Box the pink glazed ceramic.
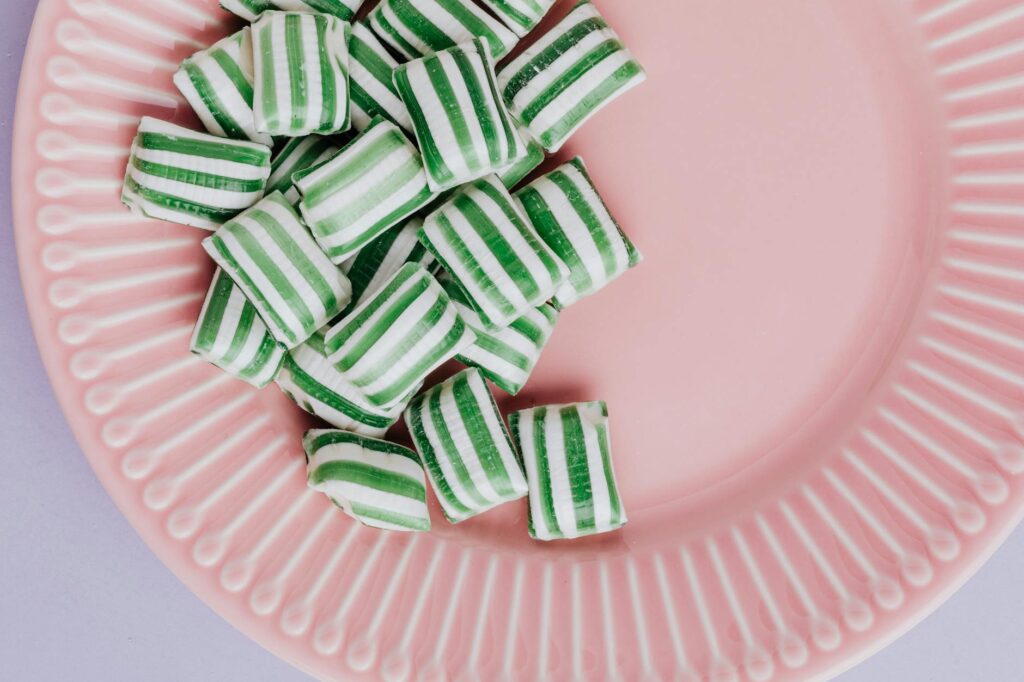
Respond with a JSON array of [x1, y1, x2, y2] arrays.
[[12, 0, 1024, 680]]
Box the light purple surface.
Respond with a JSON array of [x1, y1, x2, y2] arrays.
[[0, 3, 1021, 680]]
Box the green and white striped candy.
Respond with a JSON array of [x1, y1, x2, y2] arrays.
[[221, 0, 364, 22], [405, 368, 527, 523], [324, 262, 475, 409], [339, 217, 435, 315], [367, 0, 518, 61], [441, 274, 558, 395], [305, 429, 430, 532], [296, 117, 435, 263], [497, 0, 646, 152], [479, 0, 556, 38], [190, 268, 286, 388], [174, 28, 271, 147], [251, 11, 351, 137], [516, 156, 641, 307], [394, 39, 528, 192], [418, 174, 568, 329], [348, 22, 412, 133], [509, 401, 626, 540], [121, 117, 271, 230], [266, 136, 342, 204], [497, 128, 544, 189], [202, 191, 352, 349], [277, 334, 410, 437]]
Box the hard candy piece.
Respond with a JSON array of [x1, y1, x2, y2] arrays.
[[339, 217, 435, 316], [348, 22, 412, 133], [368, 0, 518, 61], [266, 136, 342, 204], [478, 0, 556, 38]]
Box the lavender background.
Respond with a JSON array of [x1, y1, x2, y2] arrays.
[[1, 1, 1021, 680]]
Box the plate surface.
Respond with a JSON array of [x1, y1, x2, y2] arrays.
[[13, 0, 1024, 680]]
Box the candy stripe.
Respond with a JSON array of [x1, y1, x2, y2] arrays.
[[405, 368, 528, 523], [367, 0, 518, 61], [190, 268, 286, 387], [203, 192, 352, 348], [497, 129, 544, 189], [276, 340, 409, 437], [266, 136, 342, 204], [252, 11, 351, 137], [325, 263, 474, 408], [509, 401, 626, 540], [419, 175, 567, 329], [395, 40, 526, 191], [121, 117, 271, 230], [497, 0, 645, 152], [348, 22, 413, 133], [220, 0, 364, 21], [296, 117, 435, 263], [478, 0, 555, 37], [339, 217, 435, 315], [516, 156, 641, 307], [174, 28, 271, 146], [305, 429, 430, 532]]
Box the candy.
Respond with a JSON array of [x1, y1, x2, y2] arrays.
[[305, 429, 430, 532], [509, 401, 626, 540], [497, 0, 646, 152], [394, 39, 528, 192], [203, 191, 352, 348], [190, 268, 286, 388], [441, 274, 558, 395], [405, 368, 527, 523], [251, 11, 351, 137], [295, 117, 435, 263], [516, 156, 641, 307], [174, 28, 272, 147], [266, 136, 342, 204], [348, 22, 412, 133], [497, 128, 545, 189], [367, 0, 518, 61], [220, 0, 365, 22], [121, 117, 271, 230], [478, 0, 556, 38], [340, 217, 435, 315], [277, 334, 410, 437], [324, 262, 475, 409], [418, 174, 568, 329]]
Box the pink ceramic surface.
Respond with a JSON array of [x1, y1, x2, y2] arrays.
[[12, 0, 1024, 679]]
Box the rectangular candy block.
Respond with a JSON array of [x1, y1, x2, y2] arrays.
[[221, 0, 365, 22], [478, 0, 556, 38], [509, 401, 626, 540], [121, 117, 271, 230], [418, 175, 568, 329], [203, 191, 352, 348], [252, 11, 351, 136], [296, 117, 436, 264], [348, 22, 412, 133], [405, 368, 528, 523], [174, 28, 272, 146], [305, 429, 431, 532], [191, 268, 286, 388], [368, 0, 518, 61], [515, 156, 641, 307], [324, 262, 475, 409], [497, 0, 646, 152], [394, 39, 528, 192]]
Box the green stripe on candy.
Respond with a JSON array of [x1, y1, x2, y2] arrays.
[[497, 0, 646, 152], [252, 11, 351, 137], [478, 0, 555, 37], [202, 191, 352, 349], [509, 401, 626, 540], [418, 174, 568, 330], [174, 28, 271, 146], [339, 217, 435, 315], [394, 39, 527, 192], [121, 117, 271, 230], [190, 268, 286, 388], [405, 368, 528, 523], [324, 262, 475, 409], [220, 0, 364, 23], [367, 0, 518, 61], [296, 117, 435, 264], [348, 22, 412, 133], [267, 136, 342, 204], [515, 156, 641, 307], [304, 429, 430, 532]]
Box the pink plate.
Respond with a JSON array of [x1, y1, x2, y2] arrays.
[[13, 0, 1024, 680]]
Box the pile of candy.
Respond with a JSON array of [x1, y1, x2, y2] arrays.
[[122, 0, 645, 540]]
